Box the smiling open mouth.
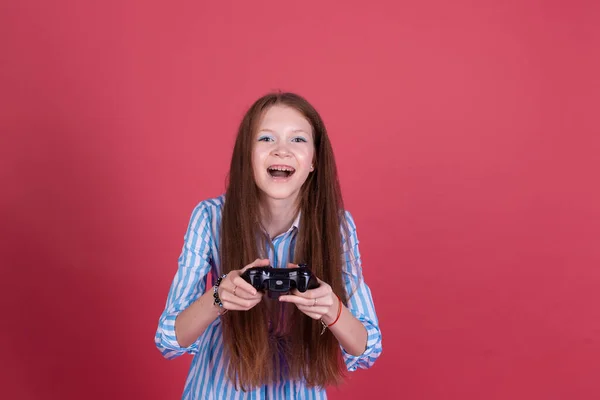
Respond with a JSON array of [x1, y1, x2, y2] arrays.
[[267, 166, 296, 178]]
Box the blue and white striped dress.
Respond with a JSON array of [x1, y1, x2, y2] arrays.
[[155, 195, 382, 399]]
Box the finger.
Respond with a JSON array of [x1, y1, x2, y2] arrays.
[[297, 304, 329, 313], [221, 291, 261, 308], [218, 276, 245, 296], [278, 294, 308, 305], [230, 286, 257, 300], [220, 280, 256, 300], [286, 263, 298, 268], [221, 302, 246, 311], [289, 288, 318, 298], [302, 283, 331, 299], [234, 259, 270, 296], [230, 275, 259, 297], [289, 288, 310, 298], [222, 298, 262, 311], [279, 294, 333, 307], [288, 284, 331, 300], [241, 258, 270, 273], [297, 304, 329, 317]]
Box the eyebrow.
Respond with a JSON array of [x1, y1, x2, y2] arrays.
[[258, 129, 309, 134]]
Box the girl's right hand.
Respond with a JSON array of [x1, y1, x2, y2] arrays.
[[216, 258, 270, 311]]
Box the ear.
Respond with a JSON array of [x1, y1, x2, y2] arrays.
[[310, 164, 314, 171]]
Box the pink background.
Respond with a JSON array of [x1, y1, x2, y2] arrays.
[[2, 1, 599, 399]]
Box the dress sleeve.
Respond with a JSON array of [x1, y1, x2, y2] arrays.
[[154, 202, 214, 359], [340, 211, 383, 371]]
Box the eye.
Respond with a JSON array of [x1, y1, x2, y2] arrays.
[[291, 137, 308, 143], [258, 135, 274, 142]]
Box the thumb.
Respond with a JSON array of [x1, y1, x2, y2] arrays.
[[241, 258, 270, 272]]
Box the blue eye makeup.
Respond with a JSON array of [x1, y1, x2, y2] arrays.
[[257, 133, 309, 143]]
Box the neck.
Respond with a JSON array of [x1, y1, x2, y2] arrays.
[[260, 196, 300, 239]]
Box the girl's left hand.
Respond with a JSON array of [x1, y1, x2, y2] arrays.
[[278, 264, 339, 323]]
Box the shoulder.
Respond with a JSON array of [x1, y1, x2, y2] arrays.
[[341, 210, 357, 231], [185, 194, 225, 233], [339, 209, 360, 246], [190, 194, 225, 217]]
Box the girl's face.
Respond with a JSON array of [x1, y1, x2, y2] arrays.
[[252, 105, 315, 205]]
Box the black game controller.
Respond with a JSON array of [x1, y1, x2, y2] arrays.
[[240, 264, 319, 298]]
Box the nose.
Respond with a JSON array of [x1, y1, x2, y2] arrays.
[[272, 142, 291, 158]]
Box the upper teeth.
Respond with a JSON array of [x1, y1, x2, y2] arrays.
[[269, 166, 294, 171]]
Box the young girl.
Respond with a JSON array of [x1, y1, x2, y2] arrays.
[[155, 92, 382, 399]]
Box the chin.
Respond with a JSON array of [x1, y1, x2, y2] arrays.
[[258, 186, 301, 202]]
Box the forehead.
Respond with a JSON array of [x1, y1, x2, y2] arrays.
[[257, 105, 312, 134]]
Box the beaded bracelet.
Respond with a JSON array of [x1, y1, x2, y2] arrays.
[[320, 293, 343, 335], [213, 273, 227, 310]]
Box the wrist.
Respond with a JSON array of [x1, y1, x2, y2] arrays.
[[207, 289, 221, 312], [212, 274, 229, 316], [322, 293, 341, 325], [203, 284, 227, 317]]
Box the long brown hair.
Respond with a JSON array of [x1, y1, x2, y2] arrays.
[[220, 92, 350, 390]]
